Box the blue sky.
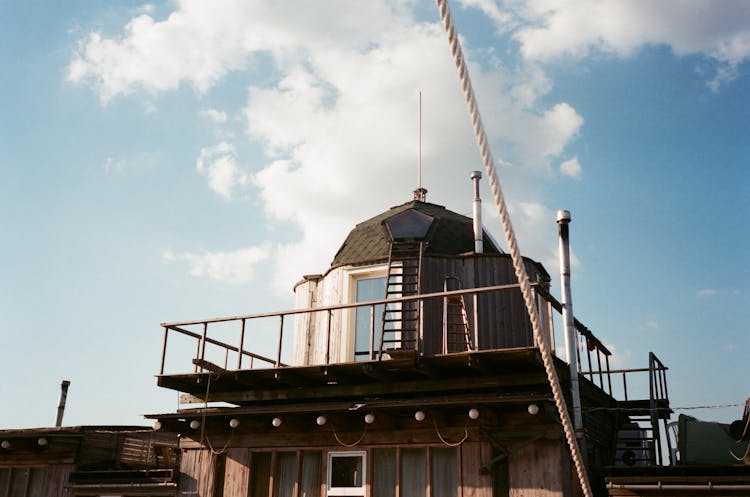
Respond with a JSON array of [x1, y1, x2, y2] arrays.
[[1, 1, 748, 429]]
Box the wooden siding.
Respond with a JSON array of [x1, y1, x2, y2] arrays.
[[223, 448, 250, 497], [508, 439, 572, 497], [460, 442, 492, 497], [292, 255, 552, 366], [179, 449, 217, 497]]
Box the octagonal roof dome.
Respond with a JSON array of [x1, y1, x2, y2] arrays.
[[330, 200, 501, 268]]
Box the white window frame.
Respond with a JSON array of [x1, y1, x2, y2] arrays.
[[326, 450, 367, 497], [341, 265, 387, 361]]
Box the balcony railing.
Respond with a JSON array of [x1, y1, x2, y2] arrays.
[[158, 283, 612, 381]]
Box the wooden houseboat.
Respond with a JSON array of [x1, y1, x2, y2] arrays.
[[149, 182, 679, 497]]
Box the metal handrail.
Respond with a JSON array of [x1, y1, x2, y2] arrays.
[[158, 282, 612, 377]]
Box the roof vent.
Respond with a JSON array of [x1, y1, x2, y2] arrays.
[[413, 187, 427, 201]]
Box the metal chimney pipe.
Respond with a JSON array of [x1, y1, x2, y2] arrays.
[[470, 171, 483, 253], [557, 210, 583, 436], [55, 380, 70, 428]]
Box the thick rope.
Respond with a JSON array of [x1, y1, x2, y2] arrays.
[[434, 2, 593, 496]]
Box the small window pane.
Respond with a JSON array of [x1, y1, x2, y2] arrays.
[[330, 456, 362, 487], [430, 448, 457, 497], [328, 451, 366, 496], [300, 451, 322, 497], [274, 452, 297, 497], [401, 449, 426, 497], [372, 449, 396, 497], [355, 277, 385, 359]]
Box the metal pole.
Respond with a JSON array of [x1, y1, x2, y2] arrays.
[[558, 210, 584, 437], [55, 380, 70, 427]]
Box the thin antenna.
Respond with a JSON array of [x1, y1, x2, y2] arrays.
[[419, 90, 422, 190], [413, 91, 427, 201]]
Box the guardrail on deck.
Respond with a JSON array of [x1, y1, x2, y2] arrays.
[[158, 283, 612, 378]]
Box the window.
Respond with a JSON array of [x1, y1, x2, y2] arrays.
[[327, 451, 366, 497], [354, 276, 386, 360], [344, 266, 387, 361]]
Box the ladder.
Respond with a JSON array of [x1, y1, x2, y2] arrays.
[[442, 277, 473, 353], [378, 241, 423, 359]]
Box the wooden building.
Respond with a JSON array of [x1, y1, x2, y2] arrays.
[[0, 426, 178, 497], [150, 193, 675, 497]]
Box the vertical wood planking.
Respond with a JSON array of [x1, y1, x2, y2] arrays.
[[460, 442, 492, 497], [508, 440, 568, 497], [223, 448, 250, 497], [179, 449, 217, 497]]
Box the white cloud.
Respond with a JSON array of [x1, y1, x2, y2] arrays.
[[69, 1, 590, 293], [697, 288, 718, 298], [196, 142, 248, 199], [67, 1, 411, 102], [560, 156, 582, 179], [644, 320, 659, 331], [162, 245, 271, 283], [104, 156, 126, 173], [199, 108, 228, 124], [500, 0, 750, 89]]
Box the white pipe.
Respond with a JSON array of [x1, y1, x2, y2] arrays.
[[470, 171, 483, 253], [557, 210, 583, 436]]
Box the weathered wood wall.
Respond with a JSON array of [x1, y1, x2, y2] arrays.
[[508, 439, 572, 497], [293, 254, 553, 366], [179, 449, 217, 497]]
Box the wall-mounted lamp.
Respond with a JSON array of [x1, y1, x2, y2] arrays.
[[272, 417, 282, 428], [153, 421, 162, 431], [189, 420, 201, 430], [468, 408, 480, 420], [316, 415, 327, 426], [364, 413, 375, 424], [414, 410, 426, 422], [1, 440, 10, 449], [527, 403, 540, 415], [229, 418, 240, 429], [37, 438, 48, 447]]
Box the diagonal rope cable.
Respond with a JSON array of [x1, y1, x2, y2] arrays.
[[434, 1, 593, 496]]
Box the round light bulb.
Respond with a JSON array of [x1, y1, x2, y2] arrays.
[[229, 418, 240, 429], [1, 440, 10, 449], [414, 410, 426, 422], [527, 403, 540, 415], [316, 415, 327, 426], [153, 421, 162, 431], [37, 438, 48, 447], [189, 420, 200, 430], [364, 413, 375, 424], [468, 408, 480, 420], [272, 417, 282, 427]]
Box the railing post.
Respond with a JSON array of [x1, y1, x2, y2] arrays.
[[237, 318, 246, 370], [160, 327, 169, 375], [200, 322, 208, 362], [325, 309, 332, 364], [276, 315, 285, 368], [369, 304, 376, 360]]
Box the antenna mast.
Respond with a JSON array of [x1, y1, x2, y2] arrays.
[[413, 91, 427, 201]]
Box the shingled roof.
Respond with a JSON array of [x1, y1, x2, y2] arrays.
[[330, 200, 501, 267]]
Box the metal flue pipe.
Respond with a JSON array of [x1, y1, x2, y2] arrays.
[[55, 380, 70, 428], [470, 171, 483, 253], [557, 210, 583, 436]]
